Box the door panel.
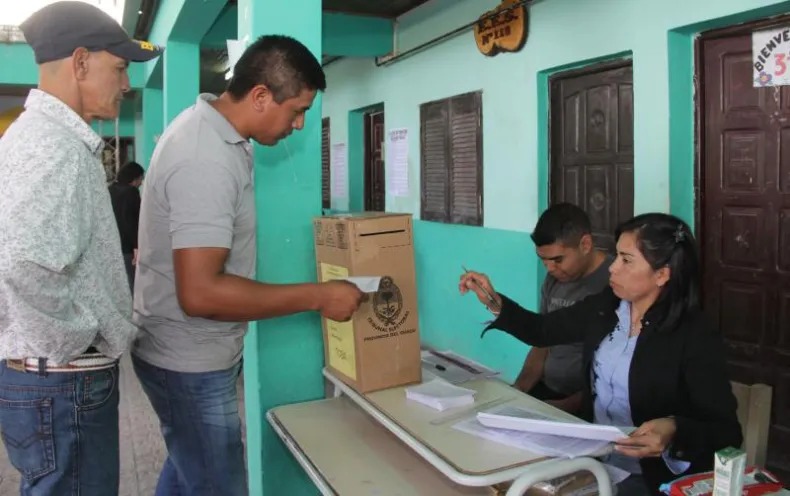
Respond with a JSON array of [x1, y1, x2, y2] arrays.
[[364, 110, 385, 211], [701, 29, 790, 480], [550, 63, 634, 252]]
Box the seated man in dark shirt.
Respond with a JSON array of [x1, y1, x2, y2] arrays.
[[513, 203, 611, 413], [109, 161, 144, 290]]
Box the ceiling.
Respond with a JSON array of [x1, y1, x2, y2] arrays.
[[225, 0, 431, 18], [139, 0, 433, 37], [198, 0, 435, 94], [0, 0, 435, 96], [323, 0, 432, 18]]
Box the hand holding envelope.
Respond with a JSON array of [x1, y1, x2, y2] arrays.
[[343, 276, 382, 293]]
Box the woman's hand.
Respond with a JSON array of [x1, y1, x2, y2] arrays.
[[614, 417, 677, 458], [458, 270, 502, 311]]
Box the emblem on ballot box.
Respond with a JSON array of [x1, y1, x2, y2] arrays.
[[372, 276, 403, 328]]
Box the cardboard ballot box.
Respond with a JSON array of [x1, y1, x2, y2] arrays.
[[313, 213, 421, 393]]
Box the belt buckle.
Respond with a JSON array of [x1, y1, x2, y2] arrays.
[[6, 359, 27, 373]]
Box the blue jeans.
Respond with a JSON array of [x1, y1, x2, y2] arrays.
[[132, 355, 246, 496], [0, 361, 120, 496]]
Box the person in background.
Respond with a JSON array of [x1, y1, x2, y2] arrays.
[[511, 203, 611, 414], [133, 35, 364, 495], [460, 213, 741, 495], [109, 160, 144, 290], [0, 2, 162, 494]]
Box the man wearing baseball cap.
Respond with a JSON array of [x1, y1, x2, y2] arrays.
[[0, 2, 162, 494]]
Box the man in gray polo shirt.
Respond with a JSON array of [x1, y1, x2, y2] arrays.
[[132, 35, 363, 495]]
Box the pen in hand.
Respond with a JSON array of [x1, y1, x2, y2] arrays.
[[462, 265, 501, 312]]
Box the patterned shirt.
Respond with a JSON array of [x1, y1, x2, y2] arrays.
[[0, 90, 137, 364]]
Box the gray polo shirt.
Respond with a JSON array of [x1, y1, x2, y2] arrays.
[[132, 94, 256, 373], [540, 255, 613, 396]]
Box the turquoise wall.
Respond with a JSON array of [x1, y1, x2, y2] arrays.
[[323, 0, 790, 380], [201, 5, 394, 57], [236, 0, 325, 494], [0, 43, 146, 88]]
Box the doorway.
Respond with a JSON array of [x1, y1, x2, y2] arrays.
[[364, 109, 385, 211], [698, 18, 790, 479], [549, 60, 634, 252]]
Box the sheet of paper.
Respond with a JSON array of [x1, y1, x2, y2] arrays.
[[319, 263, 356, 380], [452, 414, 611, 459], [225, 39, 247, 78], [477, 405, 634, 442], [331, 143, 348, 198], [344, 276, 381, 293], [386, 128, 409, 197]]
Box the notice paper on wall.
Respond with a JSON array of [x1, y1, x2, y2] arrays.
[[386, 128, 409, 197], [331, 143, 348, 198]]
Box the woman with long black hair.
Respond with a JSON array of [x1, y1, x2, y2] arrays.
[[459, 213, 742, 495]]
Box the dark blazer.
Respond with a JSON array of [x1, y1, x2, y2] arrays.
[[485, 287, 742, 494], [108, 182, 141, 255]]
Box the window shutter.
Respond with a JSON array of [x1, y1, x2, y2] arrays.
[[321, 117, 330, 210], [449, 92, 482, 226], [420, 101, 450, 222]]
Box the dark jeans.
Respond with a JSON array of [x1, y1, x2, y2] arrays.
[[132, 355, 247, 496], [0, 361, 120, 496]]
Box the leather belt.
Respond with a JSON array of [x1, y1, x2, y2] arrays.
[[4, 349, 117, 373]]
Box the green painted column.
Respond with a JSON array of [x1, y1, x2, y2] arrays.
[[163, 40, 199, 125], [347, 109, 365, 212], [141, 87, 163, 169], [237, 1, 324, 495]]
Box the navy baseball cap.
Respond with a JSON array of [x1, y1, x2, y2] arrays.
[[20, 1, 164, 64]]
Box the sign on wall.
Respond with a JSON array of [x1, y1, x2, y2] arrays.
[[474, 0, 528, 57], [331, 143, 348, 198], [753, 26, 790, 87], [386, 129, 409, 197]]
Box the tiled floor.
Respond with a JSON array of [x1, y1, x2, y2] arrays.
[[0, 354, 245, 496]]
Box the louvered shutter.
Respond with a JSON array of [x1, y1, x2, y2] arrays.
[[449, 92, 482, 226], [420, 101, 450, 222], [321, 118, 330, 210]]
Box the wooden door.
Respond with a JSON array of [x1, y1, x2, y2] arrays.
[[550, 62, 634, 251], [321, 117, 330, 210], [364, 110, 385, 211], [700, 23, 790, 480]]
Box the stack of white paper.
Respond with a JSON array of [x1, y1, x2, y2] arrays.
[[476, 406, 634, 442], [453, 405, 623, 459], [405, 379, 476, 411]]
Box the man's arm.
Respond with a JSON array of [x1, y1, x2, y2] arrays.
[[513, 347, 548, 392], [0, 147, 102, 360], [125, 187, 141, 251], [174, 247, 362, 322], [513, 278, 551, 392], [123, 187, 141, 265], [164, 161, 363, 323], [546, 390, 583, 414]]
